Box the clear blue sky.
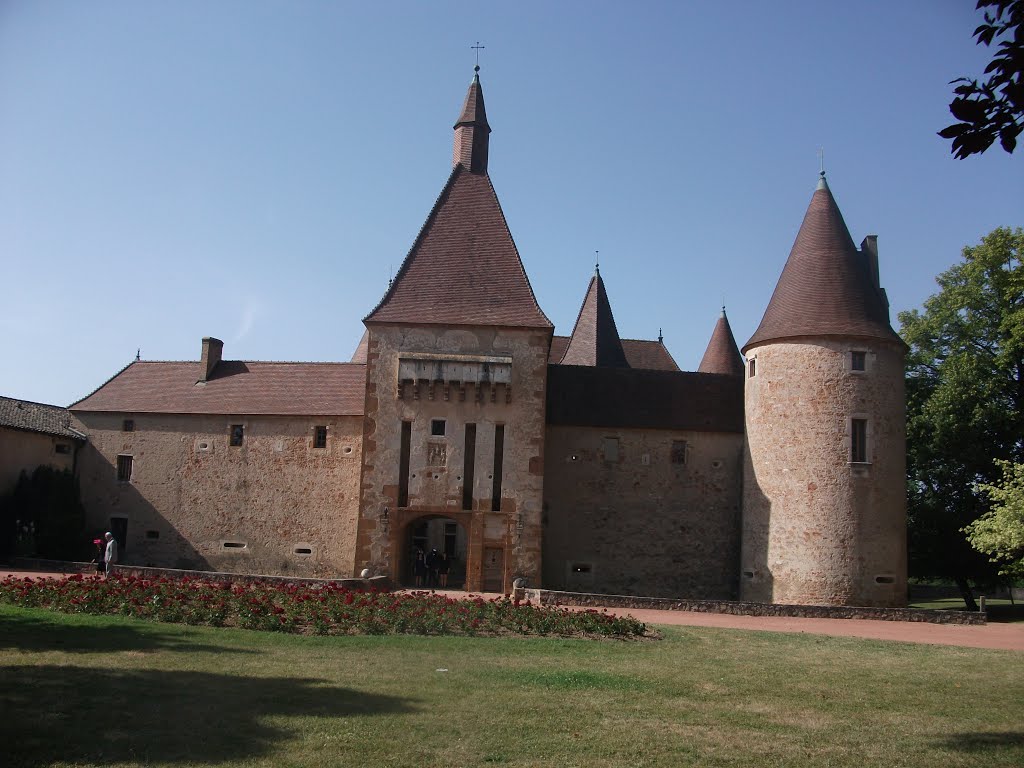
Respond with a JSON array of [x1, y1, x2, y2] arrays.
[[1, 1, 1021, 407]]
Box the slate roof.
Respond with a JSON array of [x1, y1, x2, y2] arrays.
[[71, 361, 367, 416], [560, 271, 630, 368], [547, 366, 743, 432], [549, 336, 679, 371], [698, 309, 744, 377], [744, 176, 901, 352], [0, 396, 86, 440]]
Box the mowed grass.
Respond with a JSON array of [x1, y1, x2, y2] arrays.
[[2, 605, 1022, 767]]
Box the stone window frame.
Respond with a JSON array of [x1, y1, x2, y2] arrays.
[[849, 349, 868, 374], [313, 425, 328, 449], [116, 454, 134, 483], [748, 357, 757, 378], [849, 415, 871, 465], [228, 422, 246, 447]]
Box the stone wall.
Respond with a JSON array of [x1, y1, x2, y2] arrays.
[[355, 325, 550, 593], [542, 426, 743, 599], [0, 427, 77, 495], [72, 412, 363, 578], [742, 338, 907, 607]]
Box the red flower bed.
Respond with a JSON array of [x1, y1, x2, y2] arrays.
[[0, 574, 647, 639]]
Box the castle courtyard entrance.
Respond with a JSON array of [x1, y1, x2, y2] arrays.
[[402, 515, 469, 589]]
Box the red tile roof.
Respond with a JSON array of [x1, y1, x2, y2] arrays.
[[0, 395, 85, 440], [547, 366, 742, 432], [71, 361, 367, 416], [363, 164, 552, 329], [560, 272, 629, 368], [698, 309, 744, 376], [744, 177, 901, 352], [350, 330, 369, 363]]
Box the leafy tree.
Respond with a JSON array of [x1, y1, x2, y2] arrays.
[[0, 466, 87, 561], [939, 0, 1023, 158], [966, 460, 1024, 577], [899, 227, 1024, 609]]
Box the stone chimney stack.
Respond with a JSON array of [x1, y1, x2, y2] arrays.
[[200, 337, 223, 382]]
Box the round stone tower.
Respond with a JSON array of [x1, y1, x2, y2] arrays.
[[740, 174, 907, 608]]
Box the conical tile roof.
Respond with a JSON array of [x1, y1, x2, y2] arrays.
[[698, 308, 744, 376], [560, 270, 630, 368], [743, 176, 901, 352]]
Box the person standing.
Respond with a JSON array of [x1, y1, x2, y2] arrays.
[[104, 532, 118, 578]]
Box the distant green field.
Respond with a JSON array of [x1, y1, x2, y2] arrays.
[[3, 605, 1022, 767]]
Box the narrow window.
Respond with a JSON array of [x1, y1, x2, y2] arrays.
[[145, 530, 159, 540], [398, 420, 412, 507], [851, 419, 868, 463], [431, 419, 446, 436], [671, 440, 688, 465], [314, 425, 328, 449], [491, 424, 505, 512], [851, 351, 866, 371], [116, 454, 133, 482], [603, 436, 619, 463], [748, 358, 756, 377], [229, 424, 244, 447], [462, 423, 476, 510], [123, 419, 134, 432]]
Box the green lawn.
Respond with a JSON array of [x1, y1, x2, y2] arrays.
[[2, 605, 1022, 767]]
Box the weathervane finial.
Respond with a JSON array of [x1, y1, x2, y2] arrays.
[[818, 146, 825, 178], [594, 250, 600, 276], [471, 42, 485, 73]]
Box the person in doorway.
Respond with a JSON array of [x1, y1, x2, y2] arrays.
[[425, 548, 439, 588], [413, 549, 427, 588], [438, 552, 450, 588], [104, 532, 118, 578]]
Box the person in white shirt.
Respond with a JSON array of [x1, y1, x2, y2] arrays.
[[104, 532, 118, 578]]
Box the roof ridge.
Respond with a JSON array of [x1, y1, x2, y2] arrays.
[[69, 359, 136, 409], [0, 394, 74, 410]]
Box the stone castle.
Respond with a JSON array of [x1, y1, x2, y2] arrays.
[[64, 71, 907, 607]]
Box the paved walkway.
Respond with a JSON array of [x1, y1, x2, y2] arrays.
[[3, 570, 1021, 651]]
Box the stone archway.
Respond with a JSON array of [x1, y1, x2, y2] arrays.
[[401, 514, 469, 589]]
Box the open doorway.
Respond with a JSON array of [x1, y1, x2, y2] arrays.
[[403, 515, 468, 589]]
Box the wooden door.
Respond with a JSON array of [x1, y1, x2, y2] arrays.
[[483, 547, 504, 593]]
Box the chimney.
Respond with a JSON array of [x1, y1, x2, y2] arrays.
[[199, 337, 223, 382]]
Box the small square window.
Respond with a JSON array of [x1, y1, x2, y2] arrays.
[[230, 424, 244, 447], [116, 454, 133, 482], [851, 351, 866, 371], [123, 419, 134, 432], [748, 358, 756, 377], [431, 419, 446, 436], [55, 443, 71, 455], [314, 425, 327, 449], [671, 440, 688, 465]]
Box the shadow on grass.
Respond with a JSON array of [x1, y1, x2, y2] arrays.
[[0, 612, 257, 655], [935, 732, 1024, 752], [0, 665, 416, 767]]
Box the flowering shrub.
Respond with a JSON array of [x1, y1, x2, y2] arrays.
[[0, 575, 647, 639]]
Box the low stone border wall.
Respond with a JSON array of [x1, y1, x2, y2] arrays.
[[523, 589, 987, 626], [9, 558, 96, 574]]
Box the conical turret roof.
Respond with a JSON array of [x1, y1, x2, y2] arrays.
[[743, 176, 900, 352], [364, 74, 551, 329], [560, 269, 630, 368], [698, 308, 744, 376]]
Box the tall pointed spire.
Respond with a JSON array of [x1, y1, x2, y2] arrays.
[[743, 175, 900, 352], [698, 307, 744, 376], [561, 269, 630, 368], [453, 67, 491, 174]]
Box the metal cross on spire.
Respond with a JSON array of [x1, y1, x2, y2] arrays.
[[471, 42, 485, 72], [595, 250, 600, 275]]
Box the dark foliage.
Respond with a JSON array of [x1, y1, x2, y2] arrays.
[[939, 1, 1023, 158], [0, 467, 87, 560]]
